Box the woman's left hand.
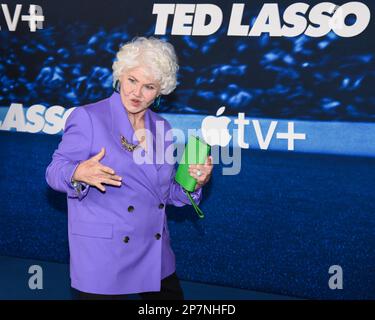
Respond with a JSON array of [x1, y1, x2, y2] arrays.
[[188, 156, 213, 191]]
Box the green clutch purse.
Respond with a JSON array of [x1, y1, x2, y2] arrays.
[[175, 135, 211, 218]]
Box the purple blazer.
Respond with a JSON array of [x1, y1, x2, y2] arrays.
[[46, 92, 202, 294]]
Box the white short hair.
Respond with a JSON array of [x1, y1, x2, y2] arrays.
[[112, 37, 179, 95]]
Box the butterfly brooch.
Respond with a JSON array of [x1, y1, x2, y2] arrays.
[[120, 135, 140, 152]]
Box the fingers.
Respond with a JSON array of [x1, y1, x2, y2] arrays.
[[205, 156, 213, 166], [93, 175, 122, 192], [99, 164, 116, 175], [188, 169, 205, 190], [189, 165, 202, 177], [98, 166, 122, 182], [189, 164, 208, 172], [189, 159, 213, 188], [99, 172, 122, 183], [95, 171, 122, 186], [101, 177, 123, 187], [188, 166, 205, 180], [189, 156, 213, 171], [110, 174, 122, 182], [94, 182, 106, 192], [92, 147, 106, 161]]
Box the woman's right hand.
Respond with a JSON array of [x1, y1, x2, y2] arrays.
[[72, 147, 122, 192]]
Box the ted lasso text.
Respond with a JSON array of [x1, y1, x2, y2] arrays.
[[153, 2, 370, 37]]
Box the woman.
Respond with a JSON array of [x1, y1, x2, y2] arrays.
[[45, 37, 213, 300]]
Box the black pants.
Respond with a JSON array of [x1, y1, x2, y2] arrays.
[[71, 272, 184, 300]]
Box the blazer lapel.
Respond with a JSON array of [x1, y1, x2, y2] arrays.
[[109, 92, 163, 202]]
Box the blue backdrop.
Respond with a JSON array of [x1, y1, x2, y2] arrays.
[[0, 0, 374, 299]]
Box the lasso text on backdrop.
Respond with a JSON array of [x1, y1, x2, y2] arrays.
[[153, 2, 370, 37]]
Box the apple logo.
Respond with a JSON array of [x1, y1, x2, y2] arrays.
[[201, 106, 232, 146]]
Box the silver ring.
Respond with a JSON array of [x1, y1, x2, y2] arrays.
[[196, 169, 202, 177]]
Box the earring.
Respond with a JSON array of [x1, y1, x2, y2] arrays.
[[114, 80, 120, 93], [153, 96, 161, 109]]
